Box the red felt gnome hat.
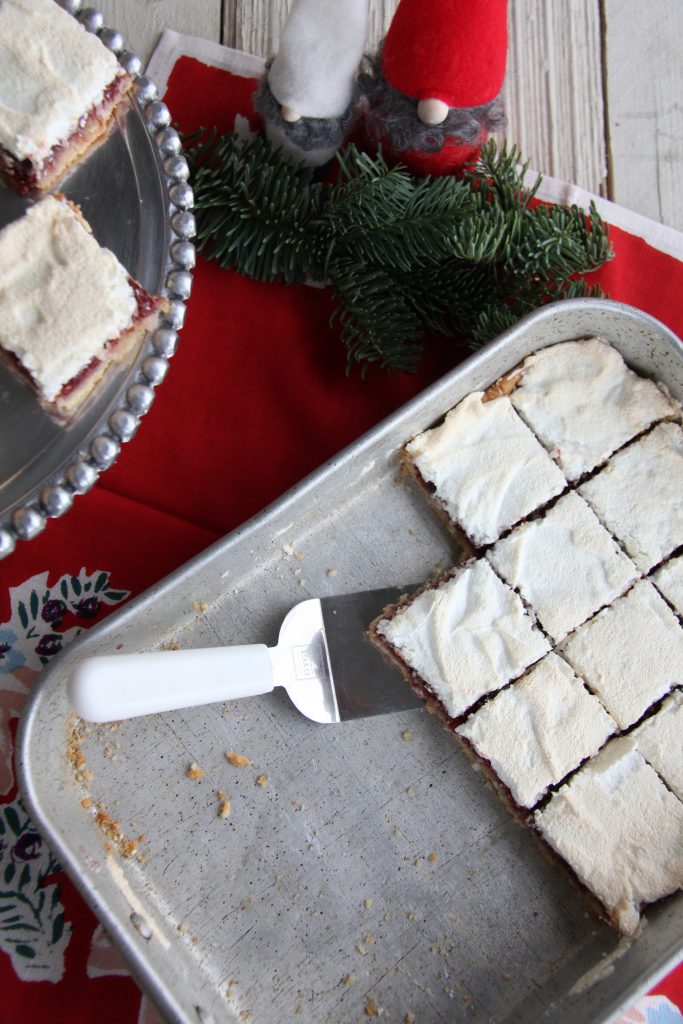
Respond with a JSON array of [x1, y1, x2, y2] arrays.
[[382, 0, 508, 109]]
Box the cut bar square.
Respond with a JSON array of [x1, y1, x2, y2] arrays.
[[0, 0, 133, 193], [403, 391, 566, 547], [632, 690, 683, 801], [510, 337, 677, 482], [371, 559, 550, 720], [456, 653, 616, 809], [653, 555, 683, 617], [0, 196, 167, 421], [580, 423, 683, 572], [561, 581, 683, 729], [534, 737, 683, 935], [487, 492, 638, 643]]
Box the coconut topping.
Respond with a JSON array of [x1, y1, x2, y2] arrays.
[[653, 555, 683, 618], [561, 581, 682, 729], [632, 690, 683, 801], [405, 392, 566, 546], [0, 197, 136, 400], [456, 653, 616, 808], [580, 422, 683, 572], [510, 337, 676, 481], [0, 0, 122, 163], [487, 492, 638, 643], [534, 737, 683, 935], [375, 559, 550, 719]]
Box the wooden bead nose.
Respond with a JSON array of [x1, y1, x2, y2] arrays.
[[281, 105, 303, 123], [417, 98, 450, 125]]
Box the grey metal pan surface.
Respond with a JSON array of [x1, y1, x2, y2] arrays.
[[0, 2, 195, 558], [17, 299, 683, 1024]]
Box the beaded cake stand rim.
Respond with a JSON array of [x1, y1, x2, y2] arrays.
[[0, 0, 196, 559]]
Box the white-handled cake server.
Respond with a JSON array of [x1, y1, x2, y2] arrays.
[[69, 587, 423, 724]]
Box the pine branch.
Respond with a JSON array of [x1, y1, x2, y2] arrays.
[[185, 130, 614, 373]]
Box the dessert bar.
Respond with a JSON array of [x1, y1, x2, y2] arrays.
[[534, 737, 683, 936], [374, 335, 683, 934], [580, 422, 683, 572], [455, 653, 616, 809], [653, 555, 683, 617], [560, 581, 682, 729], [402, 390, 566, 547], [0, 196, 167, 420], [372, 559, 550, 720], [632, 690, 683, 801], [486, 491, 638, 643], [509, 337, 677, 481], [0, 0, 133, 194]]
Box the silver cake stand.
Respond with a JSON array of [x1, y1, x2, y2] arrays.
[[0, 0, 195, 558]]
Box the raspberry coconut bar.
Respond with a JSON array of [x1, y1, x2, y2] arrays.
[[0, 196, 167, 420], [0, 0, 133, 194], [534, 737, 683, 936]]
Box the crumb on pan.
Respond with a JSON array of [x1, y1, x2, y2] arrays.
[[226, 752, 252, 767]]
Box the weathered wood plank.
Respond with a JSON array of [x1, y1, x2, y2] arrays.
[[504, 0, 607, 195], [604, 0, 683, 231], [96, 0, 222, 67], [223, 0, 399, 55]]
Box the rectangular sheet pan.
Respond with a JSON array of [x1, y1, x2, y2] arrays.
[[18, 299, 683, 1024]]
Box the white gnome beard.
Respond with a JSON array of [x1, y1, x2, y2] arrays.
[[268, 0, 369, 120]]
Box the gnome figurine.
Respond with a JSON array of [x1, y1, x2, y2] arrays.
[[254, 0, 369, 167], [363, 0, 508, 176]]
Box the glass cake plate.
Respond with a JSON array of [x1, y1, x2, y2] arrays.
[[0, 2, 195, 559]]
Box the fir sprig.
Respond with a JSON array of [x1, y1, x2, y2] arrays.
[[187, 131, 613, 372]]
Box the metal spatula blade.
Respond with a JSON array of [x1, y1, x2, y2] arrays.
[[69, 587, 423, 724]]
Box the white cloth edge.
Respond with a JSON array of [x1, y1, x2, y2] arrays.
[[146, 29, 265, 97], [147, 30, 683, 264]]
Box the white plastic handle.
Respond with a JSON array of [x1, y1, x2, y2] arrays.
[[68, 644, 274, 723]]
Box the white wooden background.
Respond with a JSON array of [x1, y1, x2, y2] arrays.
[[96, 0, 683, 233]]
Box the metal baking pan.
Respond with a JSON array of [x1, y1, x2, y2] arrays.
[[17, 299, 683, 1024]]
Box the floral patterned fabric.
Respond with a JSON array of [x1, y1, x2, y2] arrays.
[[0, 53, 681, 1024]]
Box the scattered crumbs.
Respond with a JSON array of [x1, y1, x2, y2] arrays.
[[364, 999, 382, 1017], [120, 838, 138, 859], [364, 898, 374, 909], [192, 600, 209, 613], [217, 791, 232, 819], [343, 973, 354, 986], [401, 729, 411, 741], [414, 859, 422, 868], [226, 752, 251, 767], [239, 1010, 251, 1021], [187, 762, 205, 780], [428, 852, 438, 863], [462, 994, 473, 1005], [256, 774, 268, 787], [501, 974, 511, 982], [405, 786, 415, 796], [364, 933, 376, 945], [405, 1013, 416, 1024], [81, 797, 92, 809], [226, 979, 238, 998], [178, 922, 189, 934], [169, 639, 180, 651], [392, 827, 401, 837], [406, 911, 417, 921], [326, 568, 338, 578], [356, 943, 367, 956]]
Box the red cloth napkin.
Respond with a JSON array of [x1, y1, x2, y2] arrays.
[[0, 55, 681, 1024]]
